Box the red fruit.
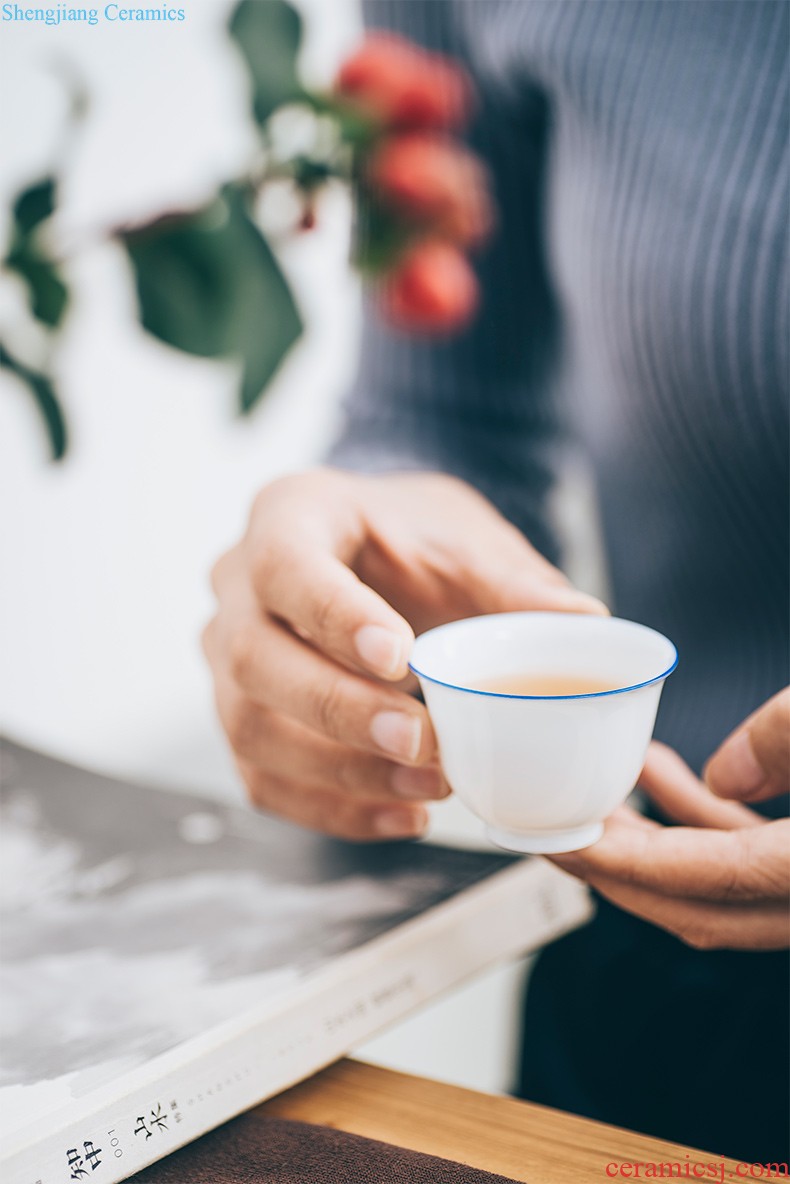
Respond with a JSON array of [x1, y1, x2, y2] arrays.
[[381, 240, 479, 333], [367, 132, 493, 247], [336, 33, 474, 131]]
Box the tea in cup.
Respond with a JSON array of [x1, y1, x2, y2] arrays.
[[409, 612, 677, 853]]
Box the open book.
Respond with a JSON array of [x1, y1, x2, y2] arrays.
[[0, 738, 591, 1184]]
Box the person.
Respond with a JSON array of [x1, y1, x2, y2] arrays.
[[202, 0, 789, 1162]]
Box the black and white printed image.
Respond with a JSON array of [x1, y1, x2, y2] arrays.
[[0, 740, 513, 1140]]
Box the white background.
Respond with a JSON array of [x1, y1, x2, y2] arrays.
[[0, 0, 603, 1095]]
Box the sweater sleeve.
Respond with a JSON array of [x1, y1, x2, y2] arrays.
[[327, 0, 564, 564]]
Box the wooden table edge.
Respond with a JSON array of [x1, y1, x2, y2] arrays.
[[257, 1058, 743, 1183]]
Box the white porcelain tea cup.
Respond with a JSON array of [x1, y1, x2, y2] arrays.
[[409, 612, 677, 854]]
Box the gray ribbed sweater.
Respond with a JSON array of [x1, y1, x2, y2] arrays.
[[330, 3, 789, 1159], [330, 0, 790, 784]]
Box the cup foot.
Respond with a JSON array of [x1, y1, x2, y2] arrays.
[[485, 822, 604, 855]]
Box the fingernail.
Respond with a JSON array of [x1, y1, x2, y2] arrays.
[[708, 730, 766, 799], [374, 806, 428, 838], [371, 711, 422, 761], [391, 765, 447, 800], [355, 625, 407, 677]]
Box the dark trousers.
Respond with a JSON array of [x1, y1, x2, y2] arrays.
[[517, 896, 790, 1164]]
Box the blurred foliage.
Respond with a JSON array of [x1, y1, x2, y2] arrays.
[[1, 0, 312, 461], [6, 178, 68, 328], [0, 177, 69, 458], [354, 192, 413, 276], [125, 185, 302, 412], [230, 0, 304, 126], [0, 343, 67, 460], [1, 0, 477, 460]]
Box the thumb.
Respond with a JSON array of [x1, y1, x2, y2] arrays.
[[704, 687, 790, 802]]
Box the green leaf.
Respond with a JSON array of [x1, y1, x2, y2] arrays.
[[13, 178, 56, 235], [229, 0, 303, 126], [353, 192, 414, 275], [5, 175, 69, 329], [124, 186, 302, 414], [125, 203, 242, 359], [0, 343, 67, 461], [6, 246, 68, 327]]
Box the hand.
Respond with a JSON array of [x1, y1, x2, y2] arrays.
[[551, 689, 790, 950], [203, 468, 606, 841], [704, 686, 790, 804]]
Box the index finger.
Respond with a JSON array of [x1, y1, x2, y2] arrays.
[[552, 814, 790, 903], [250, 538, 415, 682], [640, 742, 764, 830]]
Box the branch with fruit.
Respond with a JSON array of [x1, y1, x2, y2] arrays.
[[0, 1, 493, 460]]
